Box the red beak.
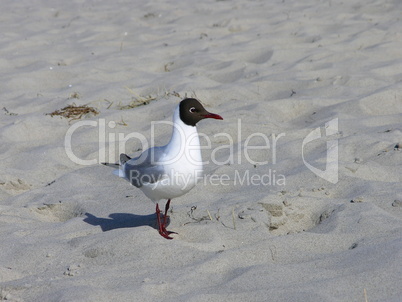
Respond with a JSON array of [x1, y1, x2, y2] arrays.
[[202, 113, 223, 120]]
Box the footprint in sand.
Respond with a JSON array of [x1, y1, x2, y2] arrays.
[[233, 192, 341, 235], [34, 202, 86, 222], [206, 49, 273, 84], [243, 49, 274, 64], [264, 200, 340, 235], [207, 67, 246, 84], [0, 179, 32, 195], [164, 57, 195, 72]]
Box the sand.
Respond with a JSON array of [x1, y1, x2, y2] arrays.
[[1, 0, 402, 301]]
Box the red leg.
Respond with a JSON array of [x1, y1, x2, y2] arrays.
[[156, 203, 175, 239], [163, 199, 171, 227], [163, 199, 177, 236]]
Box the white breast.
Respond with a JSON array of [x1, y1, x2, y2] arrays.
[[139, 105, 204, 202]]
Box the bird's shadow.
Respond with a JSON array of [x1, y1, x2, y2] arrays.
[[84, 212, 161, 232]]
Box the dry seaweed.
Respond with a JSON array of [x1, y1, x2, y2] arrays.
[[46, 104, 99, 122], [115, 88, 183, 110], [117, 97, 156, 110]]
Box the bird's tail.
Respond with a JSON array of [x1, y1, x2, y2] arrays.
[[101, 154, 132, 178], [120, 154, 131, 165], [101, 162, 119, 168]]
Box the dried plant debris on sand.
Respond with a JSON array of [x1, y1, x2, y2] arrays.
[[116, 88, 182, 110], [46, 103, 99, 121], [117, 87, 157, 110], [2, 107, 18, 116], [117, 96, 156, 110]]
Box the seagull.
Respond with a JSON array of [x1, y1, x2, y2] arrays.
[[103, 98, 223, 239]]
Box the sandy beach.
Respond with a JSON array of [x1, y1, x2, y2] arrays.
[[1, 0, 402, 301]]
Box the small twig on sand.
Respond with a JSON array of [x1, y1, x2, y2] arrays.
[[206, 209, 213, 221], [232, 208, 236, 230], [364, 288, 368, 302]]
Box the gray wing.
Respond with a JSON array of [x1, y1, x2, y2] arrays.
[[122, 147, 166, 188]]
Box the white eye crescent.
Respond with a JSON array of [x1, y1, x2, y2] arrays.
[[189, 107, 196, 113]]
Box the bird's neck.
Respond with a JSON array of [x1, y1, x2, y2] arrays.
[[165, 107, 201, 163]]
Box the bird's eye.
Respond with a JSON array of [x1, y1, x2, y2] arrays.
[[189, 107, 196, 113]]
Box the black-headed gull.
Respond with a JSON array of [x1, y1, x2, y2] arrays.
[[103, 98, 223, 239]]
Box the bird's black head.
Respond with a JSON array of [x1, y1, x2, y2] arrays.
[[179, 98, 223, 127]]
